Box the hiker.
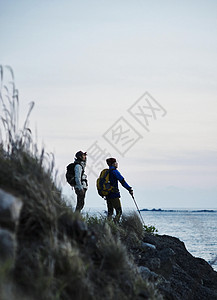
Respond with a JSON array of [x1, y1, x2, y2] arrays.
[[70, 151, 88, 212], [105, 157, 133, 222]]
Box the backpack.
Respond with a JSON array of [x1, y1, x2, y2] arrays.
[[66, 162, 83, 186], [96, 169, 116, 198]]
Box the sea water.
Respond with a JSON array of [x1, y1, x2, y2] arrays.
[[141, 210, 217, 271]]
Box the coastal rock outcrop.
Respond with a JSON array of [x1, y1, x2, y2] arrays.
[[136, 233, 217, 300]]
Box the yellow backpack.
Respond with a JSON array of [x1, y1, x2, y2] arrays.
[[96, 169, 115, 198]]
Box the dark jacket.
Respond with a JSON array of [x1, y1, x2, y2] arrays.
[[106, 166, 132, 200]]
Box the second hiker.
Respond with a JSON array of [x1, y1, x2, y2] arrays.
[[105, 157, 133, 222], [72, 151, 88, 212]]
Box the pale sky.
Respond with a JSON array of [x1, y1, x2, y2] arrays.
[[1, 0, 217, 210]]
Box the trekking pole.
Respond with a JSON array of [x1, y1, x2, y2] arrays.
[[131, 195, 146, 227]]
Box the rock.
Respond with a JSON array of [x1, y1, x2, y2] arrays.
[[0, 189, 23, 231], [157, 248, 176, 278], [149, 257, 161, 270], [137, 233, 217, 300], [0, 189, 22, 272], [0, 228, 16, 262], [138, 266, 159, 281], [141, 242, 156, 250]]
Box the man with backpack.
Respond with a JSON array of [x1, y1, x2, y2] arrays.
[[66, 151, 88, 212], [103, 157, 133, 222]]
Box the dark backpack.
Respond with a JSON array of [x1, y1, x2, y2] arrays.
[[66, 162, 83, 186]]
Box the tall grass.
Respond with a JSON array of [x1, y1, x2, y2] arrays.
[[0, 65, 162, 300]]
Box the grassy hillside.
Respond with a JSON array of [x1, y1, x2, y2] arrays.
[[0, 67, 161, 299]]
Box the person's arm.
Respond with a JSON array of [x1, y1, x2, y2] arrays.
[[74, 164, 83, 190], [113, 169, 132, 191]]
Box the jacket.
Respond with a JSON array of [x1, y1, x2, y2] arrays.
[[74, 159, 88, 190], [106, 166, 131, 200]]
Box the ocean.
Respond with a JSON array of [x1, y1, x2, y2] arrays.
[[140, 209, 217, 272]]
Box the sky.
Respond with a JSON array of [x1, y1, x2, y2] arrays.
[[0, 0, 217, 210]]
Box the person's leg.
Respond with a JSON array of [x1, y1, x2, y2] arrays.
[[75, 189, 86, 212], [106, 199, 114, 220], [113, 198, 122, 223]]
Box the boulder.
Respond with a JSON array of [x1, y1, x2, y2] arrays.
[[0, 228, 16, 262], [138, 266, 159, 281], [0, 189, 22, 231], [141, 241, 156, 250]]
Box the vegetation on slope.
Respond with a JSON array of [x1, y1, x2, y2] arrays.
[[0, 66, 161, 299]]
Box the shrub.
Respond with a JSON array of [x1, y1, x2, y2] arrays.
[[121, 212, 145, 240], [98, 223, 131, 273]]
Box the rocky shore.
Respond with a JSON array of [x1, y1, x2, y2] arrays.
[[137, 233, 217, 299]]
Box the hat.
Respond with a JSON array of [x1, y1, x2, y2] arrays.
[[75, 151, 87, 159], [106, 157, 117, 166]]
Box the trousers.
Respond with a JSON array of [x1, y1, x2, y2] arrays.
[[75, 188, 87, 212], [106, 197, 122, 222]]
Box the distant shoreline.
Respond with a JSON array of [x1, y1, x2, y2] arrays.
[[140, 208, 217, 213]]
